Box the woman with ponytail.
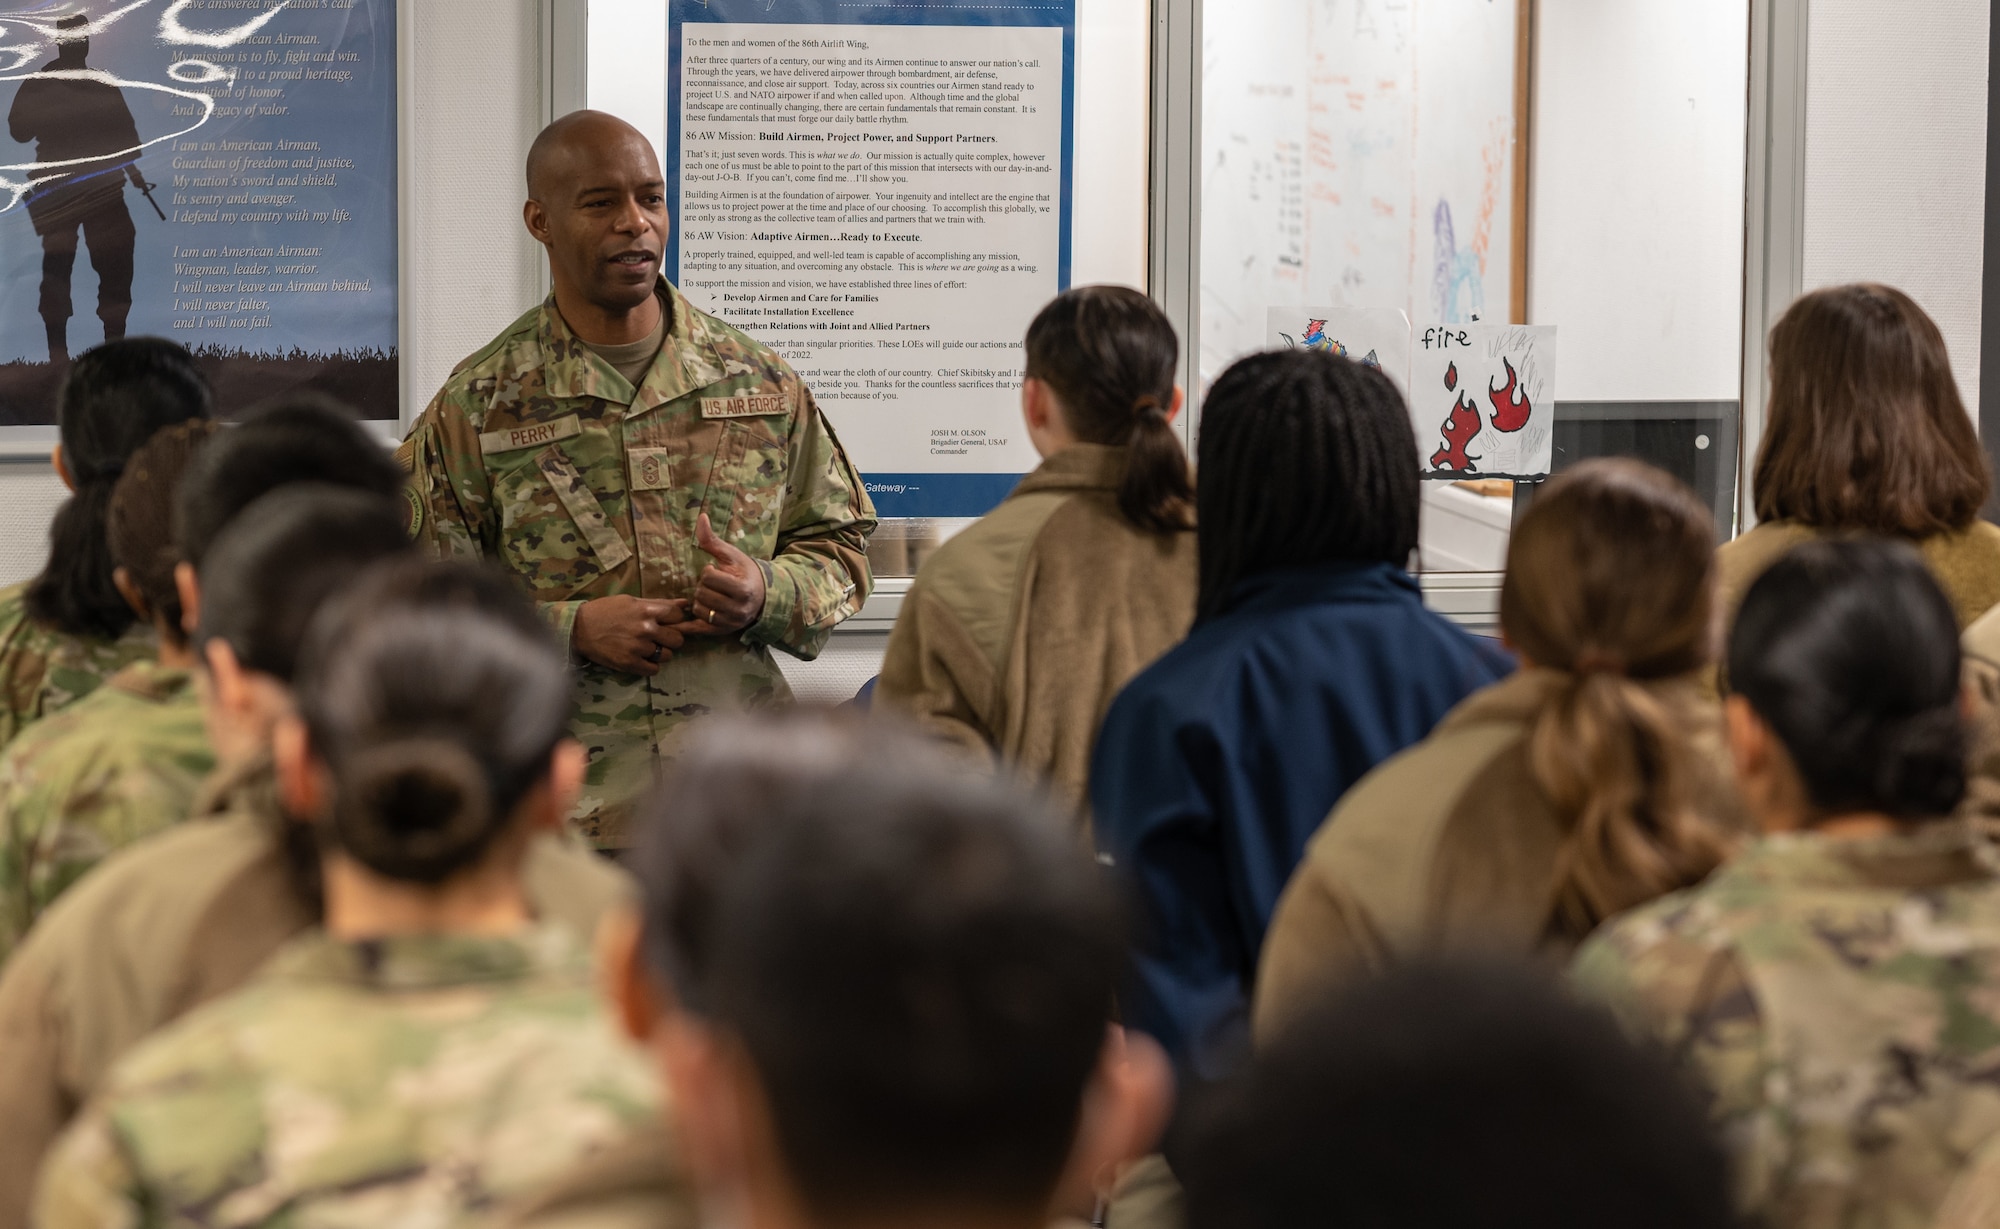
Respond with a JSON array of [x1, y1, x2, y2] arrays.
[[35, 556, 659, 1227], [1256, 459, 1740, 1036], [877, 285, 1197, 815], [1576, 538, 2000, 1229], [0, 338, 210, 747]]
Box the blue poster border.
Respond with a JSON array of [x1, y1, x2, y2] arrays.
[[666, 0, 1075, 519]]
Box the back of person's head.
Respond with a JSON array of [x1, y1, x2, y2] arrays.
[[635, 712, 1122, 1220], [1729, 538, 1965, 820], [195, 485, 413, 684], [175, 392, 405, 568], [108, 420, 222, 647], [1501, 459, 1731, 937], [1023, 286, 1192, 533], [1194, 349, 1418, 619], [295, 558, 570, 885], [27, 338, 212, 639], [1178, 961, 1736, 1229], [1755, 283, 1988, 536]]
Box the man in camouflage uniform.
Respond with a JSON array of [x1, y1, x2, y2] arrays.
[[400, 111, 875, 846], [1572, 826, 2000, 1229], [34, 927, 659, 1228], [0, 657, 212, 961]]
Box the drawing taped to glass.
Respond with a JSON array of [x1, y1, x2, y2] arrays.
[[0, 1, 397, 427], [1266, 305, 1412, 399], [1410, 323, 1556, 481]]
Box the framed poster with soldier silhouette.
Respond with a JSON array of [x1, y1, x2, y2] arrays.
[[0, 1, 397, 441]]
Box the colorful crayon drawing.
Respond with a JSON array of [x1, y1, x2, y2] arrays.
[[1283, 318, 1384, 372], [1266, 306, 1411, 395], [1298, 319, 1347, 355]]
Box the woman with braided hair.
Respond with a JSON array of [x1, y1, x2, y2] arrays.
[[1090, 346, 1512, 1085], [877, 285, 1199, 818]]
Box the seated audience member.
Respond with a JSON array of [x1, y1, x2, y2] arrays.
[[584, 712, 1171, 1229], [1574, 539, 2000, 1228], [1254, 460, 1737, 1035], [876, 286, 1197, 815], [1958, 605, 2000, 821], [0, 492, 627, 1229], [1177, 962, 1736, 1229], [0, 421, 221, 958], [36, 558, 657, 1227], [0, 339, 211, 747], [1090, 348, 1513, 1079], [1717, 283, 2000, 628]]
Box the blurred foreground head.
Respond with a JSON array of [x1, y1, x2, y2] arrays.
[[1179, 961, 1735, 1229], [176, 391, 405, 571], [619, 711, 1167, 1225]]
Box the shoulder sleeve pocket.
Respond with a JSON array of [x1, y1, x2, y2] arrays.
[[492, 443, 632, 599]]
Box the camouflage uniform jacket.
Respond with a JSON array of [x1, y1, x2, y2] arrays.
[[474, 1118, 694, 1229], [0, 753, 634, 1229], [36, 926, 660, 1229], [1572, 827, 2000, 1229], [0, 582, 153, 752], [400, 281, 876, 844], [0, 659, 214, 961]]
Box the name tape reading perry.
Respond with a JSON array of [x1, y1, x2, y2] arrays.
[[478, 415, 583, 455], [701, 393, 785, 420]]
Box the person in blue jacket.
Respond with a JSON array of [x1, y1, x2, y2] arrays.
[[1090, 348, 1513, 1083]]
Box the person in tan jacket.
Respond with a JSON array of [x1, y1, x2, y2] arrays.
[[1255, 460, 1740, 1039], [876, 285, 1197, 815], [1716, 284, 2000, 632]]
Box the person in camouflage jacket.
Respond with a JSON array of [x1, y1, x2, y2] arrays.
[[0, 591, 151, 753], [0, 422, 220, 960], [0, 341, 212, 750], [1573, 540, 2000, 1229], [399, 111, 874, 846], [35, 928, 659, 1229]]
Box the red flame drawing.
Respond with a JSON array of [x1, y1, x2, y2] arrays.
[[1428, 394, 1483, 472], [1444, 361, 1458, 391], [1488, 357, 1531, 433]]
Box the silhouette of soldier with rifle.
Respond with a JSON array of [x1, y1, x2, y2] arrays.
[[8, 14, 160, 364]]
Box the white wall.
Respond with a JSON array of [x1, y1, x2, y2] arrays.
[[586, 0, 668, 165], [1801, 0, 1989, 414], [1528, 0, 1749, 402], [405, 0, 550, 414], [0, 466, 66, 588]]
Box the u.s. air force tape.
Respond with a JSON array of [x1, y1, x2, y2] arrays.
[[700, 393, 784, 419], [478, 414, 582, 454]]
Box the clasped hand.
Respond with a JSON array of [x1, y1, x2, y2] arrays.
[[571, 514, 767, 676]]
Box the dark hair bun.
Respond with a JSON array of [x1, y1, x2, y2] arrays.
[[333, 739, 495, 885], [1871, 706, 1967, 820], [1729, 539, 1966, 822]]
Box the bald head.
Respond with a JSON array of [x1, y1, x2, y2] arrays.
[[522, 110, 670, 324], [526, 110, 658, 201]]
